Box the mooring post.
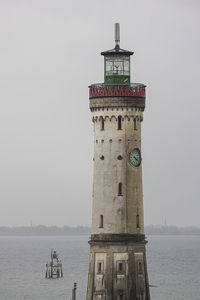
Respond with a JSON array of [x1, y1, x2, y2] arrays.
[[72, 282, 77, 300]]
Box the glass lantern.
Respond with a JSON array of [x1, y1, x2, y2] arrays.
[[104, 55, 130, 84]]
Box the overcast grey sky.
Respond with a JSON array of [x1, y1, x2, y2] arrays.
[[0, 0, 199, 227]]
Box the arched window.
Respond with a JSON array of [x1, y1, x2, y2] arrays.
[[118, 183, 122, 196], [118, 116, 122, 130], [101, 117, 104, 130], [99, 215, 103, 228], [134, 118, 137, 130]]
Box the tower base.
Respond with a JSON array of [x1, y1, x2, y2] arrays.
[[86, 235, 150, 300]]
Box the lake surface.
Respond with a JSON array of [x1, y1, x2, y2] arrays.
[[0, 235, 199, 300]]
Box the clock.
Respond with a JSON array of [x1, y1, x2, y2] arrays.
[[129, 148, 141, 167]]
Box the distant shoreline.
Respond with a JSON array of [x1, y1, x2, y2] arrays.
[[0, 225, 199, 236]]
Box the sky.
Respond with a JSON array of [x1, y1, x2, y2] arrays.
[[0, 0, 199, 227]]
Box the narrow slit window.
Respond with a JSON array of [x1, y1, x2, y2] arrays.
[[118, 183, 122, 196], [138, 261, 143, 274], [98, 262, 102, 273], [101, 117, 104, 130], [119, 262, 123, 272], [134, 119, 137, 130], [99, 215, 103, 228], [140, 291, 144, 300], [136, 213, 140, 228], [118, 116, 122, 130]]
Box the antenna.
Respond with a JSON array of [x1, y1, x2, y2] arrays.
[[115, 23, 120, 48]]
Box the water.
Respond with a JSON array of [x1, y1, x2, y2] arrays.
[[0, 235, 199, 300]]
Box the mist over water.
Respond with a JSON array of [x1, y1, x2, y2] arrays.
[[0, 235, 199, 300], [0, 0, 199, 228]]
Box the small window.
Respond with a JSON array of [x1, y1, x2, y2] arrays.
[[119, 263, 123, 272], [101, 117, 104, 130], [99, 215, 103, 228], [134, 119, 137, 130], [118, 116, 122, 130], [118, 183, 122, 196], [98, 262, 102, 272], [137, 261, 143, 274], [97, 262, 102, 273], [117, 261, 125, 274], [117, 155, 123, 160], [136, 213, 140, 228], [139, 291, 144, 300]]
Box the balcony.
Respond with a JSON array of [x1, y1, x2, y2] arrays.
[[89, 83, 145, 99]]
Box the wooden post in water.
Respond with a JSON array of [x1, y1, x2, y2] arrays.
[[72, 282, 77, 300]]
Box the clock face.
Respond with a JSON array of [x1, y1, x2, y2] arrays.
[[114, 61, 123, 74], [129, 148, 141, 167]]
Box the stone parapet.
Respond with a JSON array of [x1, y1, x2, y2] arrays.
[[90, 97, 145, 110], [90, 233, 146, 243]]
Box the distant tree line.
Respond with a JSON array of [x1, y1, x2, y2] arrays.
[[145, 225, 200, 235], [0, 225, 199, 236], [0, 225, 90, 236]]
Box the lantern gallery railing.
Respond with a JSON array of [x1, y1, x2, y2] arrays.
[[89, 83, 146, 99]]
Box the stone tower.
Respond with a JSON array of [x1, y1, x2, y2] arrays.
[[86, 24, 150, 300]]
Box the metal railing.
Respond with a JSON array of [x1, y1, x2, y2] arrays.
[[89, 82, 145, 88]]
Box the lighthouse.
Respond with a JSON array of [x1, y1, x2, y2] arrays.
[[87, 24, 150, 300]]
